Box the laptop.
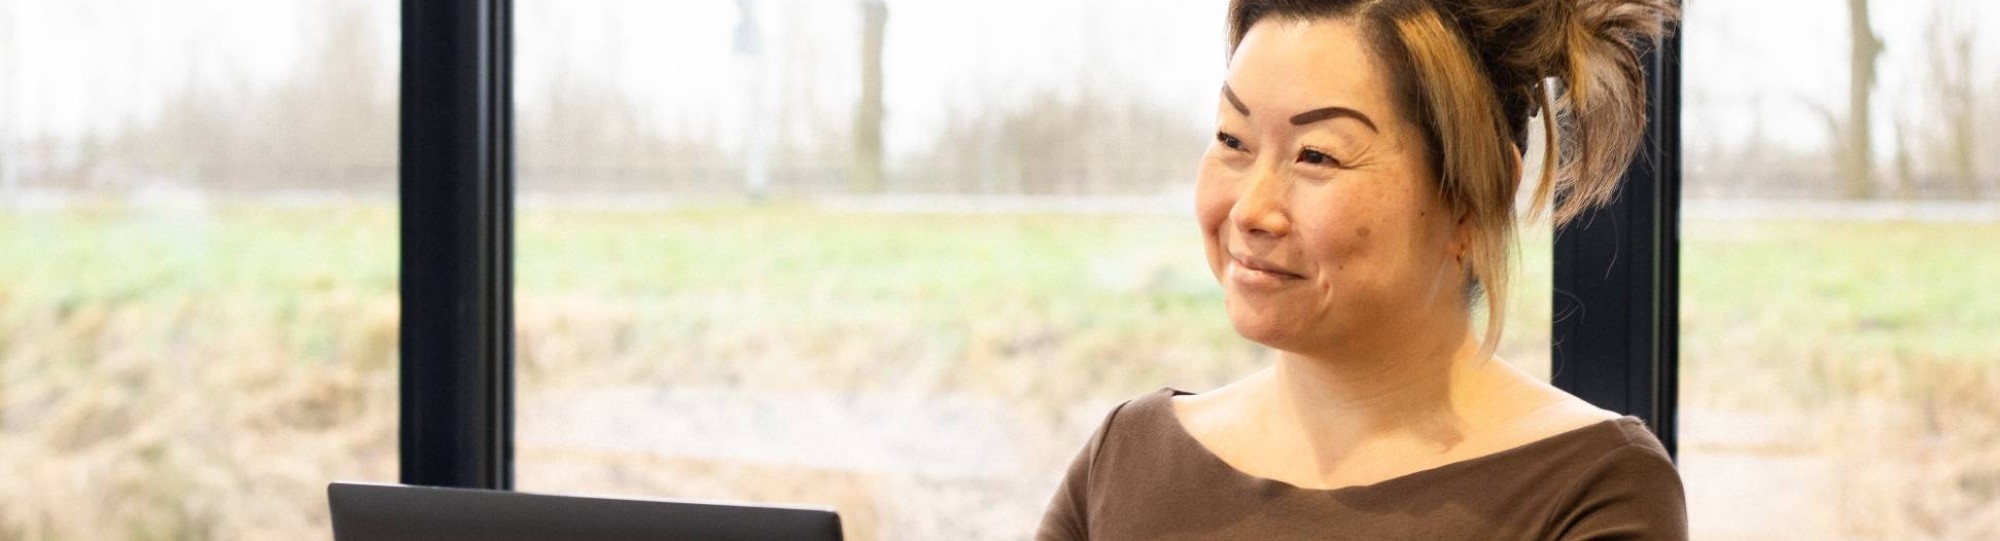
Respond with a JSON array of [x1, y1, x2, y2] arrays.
[[328, 482, 844, 541]]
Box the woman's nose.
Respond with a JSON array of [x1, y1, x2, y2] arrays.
[[1229, 165, 1291, 238]]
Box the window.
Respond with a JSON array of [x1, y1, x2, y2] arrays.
[[0, 0, 399, 538], [1677, 1, 2000, 538]]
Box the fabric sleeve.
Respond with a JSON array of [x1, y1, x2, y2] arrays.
[[1034, 400, 1130, 541], [1548, 444, 1690, 541]]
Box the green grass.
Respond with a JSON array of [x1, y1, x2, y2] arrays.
[[1683, 220, 2000, 356], [3, 202, 1992, 398], [1680, 220, 2000, 405], [4, 203, 1991, 390]]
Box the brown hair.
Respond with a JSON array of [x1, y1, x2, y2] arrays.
[[1225, 0, 1678, 356]]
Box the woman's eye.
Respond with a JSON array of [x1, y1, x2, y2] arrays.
[[1216, 132, 1245, 151], [1298, 148, 1341, 167]]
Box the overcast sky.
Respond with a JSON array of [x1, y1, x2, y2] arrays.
[[3, 0, 1996, 162]]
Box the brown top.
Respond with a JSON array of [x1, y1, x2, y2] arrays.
[[1036, 388, 1687, 541]]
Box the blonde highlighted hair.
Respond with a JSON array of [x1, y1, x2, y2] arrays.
[[1226, 0, 1679, 357]]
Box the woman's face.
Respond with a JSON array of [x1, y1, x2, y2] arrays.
[[1197, 17, 1466, 356]]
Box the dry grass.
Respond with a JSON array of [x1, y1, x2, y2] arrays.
[[0, 293, 398, 540]]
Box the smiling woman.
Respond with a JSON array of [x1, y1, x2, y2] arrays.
[[1036, 0, 1682, 539]]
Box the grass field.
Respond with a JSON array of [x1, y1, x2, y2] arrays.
[[1, 202, 1995, 540]]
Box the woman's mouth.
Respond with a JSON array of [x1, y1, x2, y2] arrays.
[[1228, 253, 1304, 286]]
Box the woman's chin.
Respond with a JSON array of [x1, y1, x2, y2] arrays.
[[1224, 304, 1318, 352]]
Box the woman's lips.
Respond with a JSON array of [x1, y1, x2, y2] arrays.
[[1228, 253, 1304, 287]]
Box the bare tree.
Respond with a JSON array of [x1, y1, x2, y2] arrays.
[[851, 0, 887, 193], [910, 88, 1203, 196], [1892, 117, 1915, 199], [286, 0, 396, 176], [1924, 0, 1978, 198], [1840, 0, 1883, 199], [767, 0, 849, 192], [1987, 72, 2000, 195], [88, 0, 396, 191]]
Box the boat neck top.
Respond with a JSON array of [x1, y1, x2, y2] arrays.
[[1035, 387, 1687, 540]]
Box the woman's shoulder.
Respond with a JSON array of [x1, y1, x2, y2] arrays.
[[1067, 387, 1267, 499], [1089, 387, 1185, 441], [1536, 416, 1687, 538], [1494, 395, 1625, 446], [1073, 387, 1216, 471], [1472, 366, 1644, 458], [1481, 387, 1671, 472], [1483, 394, 1679, 507]]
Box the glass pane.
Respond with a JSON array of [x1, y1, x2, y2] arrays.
[[0, 0, 399, 538], [1681, 1, 2000, 539], [514, 1, 1551, 540]]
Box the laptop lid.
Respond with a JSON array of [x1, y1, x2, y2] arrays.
[[328, 482, 843, 541]]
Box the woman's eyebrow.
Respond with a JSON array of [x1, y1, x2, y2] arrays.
[[1222, 83, 1378, 133], [1290, 107, 1378, 132], [1222, 84, 1251, 117]]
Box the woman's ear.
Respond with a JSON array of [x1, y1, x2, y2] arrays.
[[1451, 209, 1472, 264]]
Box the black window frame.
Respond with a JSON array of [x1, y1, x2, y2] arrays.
[[394, 4, 1684, 485], [398, 0, 515, 489], [1551, 30, 1683, 458]]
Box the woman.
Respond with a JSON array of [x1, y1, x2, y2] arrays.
[[1037, 0, 1684, 539]]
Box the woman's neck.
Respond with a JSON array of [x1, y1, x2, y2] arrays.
[[1257, 322, 1489, 450]]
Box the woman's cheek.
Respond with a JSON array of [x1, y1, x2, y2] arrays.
[[1193, 159, 1236, 225], [1194, 160, 1237, 280], [1297, 189, 1375, 276]]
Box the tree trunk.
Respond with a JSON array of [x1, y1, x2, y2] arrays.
[[1945, 32, 1977, 198], [852, 0, 887, 193], [1842, 0, 1882, 199]]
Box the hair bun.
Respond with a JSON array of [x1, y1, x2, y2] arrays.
[[1433, 0, 1677, 224], [1549, 0, 1677, 225]]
